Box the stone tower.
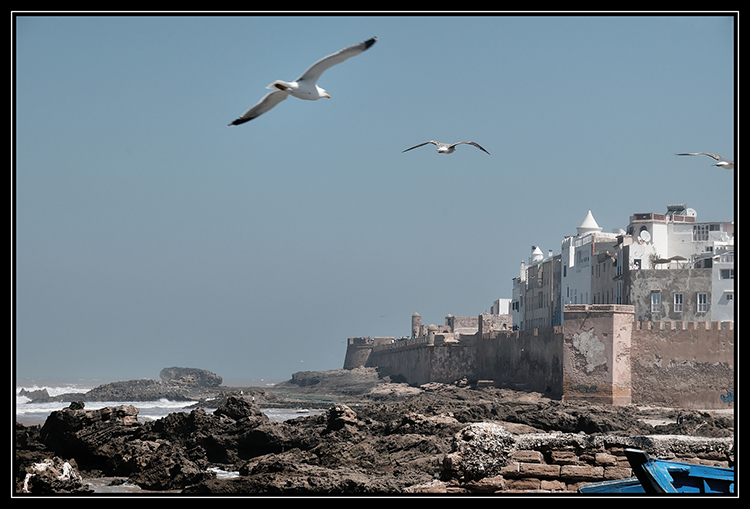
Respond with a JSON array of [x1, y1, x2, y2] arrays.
[[562, 304, 634, 406], [411, 313, 422, 338]]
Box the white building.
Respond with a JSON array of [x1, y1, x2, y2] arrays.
[[510, 205, 733, 328], [511, 245, 562, 330], [560, 210, 620, 306], [622, 204, 734, 322], [710, 244, 735, 322], [490, 298, 511, 315]]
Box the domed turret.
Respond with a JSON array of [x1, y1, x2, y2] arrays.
[[531, 245, 544, 263], [577, 210, 602, 236]]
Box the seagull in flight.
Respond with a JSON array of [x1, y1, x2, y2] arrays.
[[676, 152, 734, 170], [228, 36, 377, 126], [402, 140, 490, 155]]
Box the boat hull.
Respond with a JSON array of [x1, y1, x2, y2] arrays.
[[579, 448, 734, 494]]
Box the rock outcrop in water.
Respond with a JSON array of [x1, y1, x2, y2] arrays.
[[159, 367, 223, 387], [20, 367, 233, 404]]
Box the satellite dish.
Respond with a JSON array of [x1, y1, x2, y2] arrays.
[[639, 230, 651, 243], [686, 208, 697, 217]]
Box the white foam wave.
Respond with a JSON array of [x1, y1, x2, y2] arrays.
[[15, 382, 325, 425]]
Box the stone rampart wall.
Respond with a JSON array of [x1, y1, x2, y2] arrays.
[[630, 321, 735, 409], [475, 327, 564, 399], [344, 311, 735, 409], [365, 338, 477, 386]]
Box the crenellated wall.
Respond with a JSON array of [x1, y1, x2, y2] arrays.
[[343, 307, 735, 409], [630, 320, 734, 409]]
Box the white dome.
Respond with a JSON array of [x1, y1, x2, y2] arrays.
[[531, 245, 544, 263], [577, 210, 602, 236]]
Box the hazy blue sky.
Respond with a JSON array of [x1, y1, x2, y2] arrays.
[[14, 14, 736, 385]]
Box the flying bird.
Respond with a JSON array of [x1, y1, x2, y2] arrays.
[[228, 36, 377, 126], [402, 140, 490, 155], [676, 152, 734, 170]]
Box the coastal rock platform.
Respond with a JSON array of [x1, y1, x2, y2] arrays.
[[15, 367, 735, 495]]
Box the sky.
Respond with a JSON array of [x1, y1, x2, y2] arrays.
[[13, 13, 736, 385]]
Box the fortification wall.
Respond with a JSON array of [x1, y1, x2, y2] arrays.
[[365, 336, 477, 386], [343, 337, 393, 370], [476, 327, 564, 399], [343, 311, 735, 410], [630, 321, 735, 409]]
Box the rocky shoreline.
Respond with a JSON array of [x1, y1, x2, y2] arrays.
[[14, 367, 735, 495]]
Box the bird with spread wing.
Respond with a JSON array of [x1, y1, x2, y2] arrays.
[[676, 152, 734, 170], [402, 140, 490, 155], [228, 37, 377, 126]]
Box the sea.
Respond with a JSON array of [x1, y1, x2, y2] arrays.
[[14, 378, 325, 494]]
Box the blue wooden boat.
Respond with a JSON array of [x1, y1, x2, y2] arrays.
[[579, 448, 735, 494]]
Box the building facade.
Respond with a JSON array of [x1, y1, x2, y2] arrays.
[[513, 205, 734, 329], [561, 210, 621, 308], [620, 204, 735, 322], [511, 246, 562, 330]]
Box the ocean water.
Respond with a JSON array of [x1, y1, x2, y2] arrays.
[[14, 380, 325, 494], [15, 379, 323, 425]]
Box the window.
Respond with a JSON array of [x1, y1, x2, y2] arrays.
[[651, 291, 661, 313], [693, 224, 709, 241], [720, 269, 735, 279], [697, 292, 708, 313], [673, 293, 684, 313]]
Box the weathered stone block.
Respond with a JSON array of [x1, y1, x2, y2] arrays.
[[519, 463, 561, 479], [465, 475, 506, 493], [540, 480, 568, 492], [499, 461, 520, 477], [594, 452, 618, 466], [510, 450, 543, 463], [549, 450, 579, 465], [603, 466, 633, 480], [506, 478, 541, 491], [560, 464, 604, 481]]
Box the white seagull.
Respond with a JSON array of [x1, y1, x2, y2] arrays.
[[676, 152, 734, 170], [402, 140, 491, 155], [228, 36, 377, 126]]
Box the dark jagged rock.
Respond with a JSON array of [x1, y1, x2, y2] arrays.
[[213, 395, 263, 421], [127, 441, 213, 490], [18, 388, 51, 401], [324, 404, 359, 433], [38, 402, 143, 472]]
